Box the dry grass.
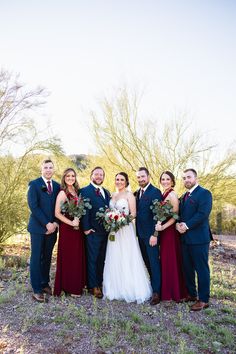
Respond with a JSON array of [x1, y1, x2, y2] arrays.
[[0, 236, 235, 354]]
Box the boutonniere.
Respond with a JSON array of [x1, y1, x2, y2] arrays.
[[95, 188, 101, 196], [41, 185, 48, 193]]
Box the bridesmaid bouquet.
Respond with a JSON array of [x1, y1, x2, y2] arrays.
[[150, 200, 179, 237], [96, 207, 133, 241], [60, 194, 92, 230]]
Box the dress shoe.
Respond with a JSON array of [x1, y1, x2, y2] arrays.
[[42, 286, 52, 296], [150, 292, 160, 305], [184, 295, 198, 302], [70, 294, 81, 298], [190, 300, 209, 311], [89, 287, 103, 299], [32, 293, 48, 303]]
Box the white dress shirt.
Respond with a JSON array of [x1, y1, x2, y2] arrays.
[[42, 177, 53, 192], [91, 182, 105, 199]]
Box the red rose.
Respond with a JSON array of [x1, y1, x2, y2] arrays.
[[73, 197, 78, 205], [114, 215, 119, 220]]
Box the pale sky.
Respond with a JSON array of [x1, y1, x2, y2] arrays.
[[1, 0, 235, 155]]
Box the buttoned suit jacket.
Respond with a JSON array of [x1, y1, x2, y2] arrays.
[[135, 184, 162, 239], [80, 183, 110, 235], [179, 185, 212, 245], [27, 177, 60, 234]]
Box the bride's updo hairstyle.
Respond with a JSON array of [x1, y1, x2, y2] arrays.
[[115, 172, 129, 187], [159, 171, 176, 187]]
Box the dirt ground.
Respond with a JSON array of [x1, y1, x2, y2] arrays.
[[0, 235, 235, 354]]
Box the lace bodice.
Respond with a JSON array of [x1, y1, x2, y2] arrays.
[[109, 198, 129, 215]]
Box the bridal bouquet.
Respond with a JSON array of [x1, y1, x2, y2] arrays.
[[60, 194, 92, 229], [150, 200, 179, 237], [96, 207, 133, 241]]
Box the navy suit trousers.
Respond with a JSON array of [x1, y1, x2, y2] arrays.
[[181, 242, 210, 302], [30, 232, 57, 293], [85, 232, 108, 289], [138, 237, 161, 294]]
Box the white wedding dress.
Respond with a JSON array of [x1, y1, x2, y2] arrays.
[[103, 198, 152, 304]]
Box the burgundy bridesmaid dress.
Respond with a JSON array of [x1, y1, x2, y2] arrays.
[[159, 189, 188, 301], [54, 192, 86, 296]]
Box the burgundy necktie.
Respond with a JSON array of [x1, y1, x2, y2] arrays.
[[47, 181, 52, 194], [184, 191, 190, 201], [140, 189, 144, 199], [96, 187, 101, 196]]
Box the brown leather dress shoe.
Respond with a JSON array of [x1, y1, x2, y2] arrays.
[[32, 293, 48, 303], [150, 292, 160, 305], [184, 295, 198, 302], [190, 300, 209, 311], [89, 287, 103, 299], [42, 286, 52, 296]]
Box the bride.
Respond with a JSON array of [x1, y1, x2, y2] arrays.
[[103, 172, 152, 304]]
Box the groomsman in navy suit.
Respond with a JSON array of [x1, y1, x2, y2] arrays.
[[176, 168, 212, 311], [135, 167, 162, 305], [27, 159, 60, 302], [80, 167, 110, 299]]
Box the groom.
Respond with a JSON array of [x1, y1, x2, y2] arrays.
[[80, 166, 110, 299], [135, 167, 162, 305]]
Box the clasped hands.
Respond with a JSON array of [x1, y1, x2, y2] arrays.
[[84, 229, 95, 235], [46, 222, 59, 235], [176, 222, 188, 234]]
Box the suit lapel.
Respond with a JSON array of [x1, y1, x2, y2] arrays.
[[51, 180, 57, 194], [136, 188, 141, 201], [181, 186, 200, 209], [190, 185, 200, 197], [136, 188, 141, 204], [141, 184, 152, 200], [91, 184, 109, 205], [138, 184, 152, 204], [185, 185, 199, 203], [40, 177, 47, 188], [145, 184, 152, 195], [104, 188, 110, 206], [40, 177, 52, 197]]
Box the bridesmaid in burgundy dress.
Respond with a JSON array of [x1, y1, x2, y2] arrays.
[[54, 168, 86, 297], [155, 171, 187, 302]]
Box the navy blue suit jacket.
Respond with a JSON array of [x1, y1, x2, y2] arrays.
[[80, 184, 110, 235], [179, 185, 212, 245], [27, 177, 60, 234], [136, 184, 162, 239]]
